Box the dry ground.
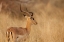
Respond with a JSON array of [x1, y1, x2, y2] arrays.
[[0, 0, 64, 42]]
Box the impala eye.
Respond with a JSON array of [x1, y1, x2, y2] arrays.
[[23, 14, 26, 17]]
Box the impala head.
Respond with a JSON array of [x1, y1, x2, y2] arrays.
[[24, 14, 37, 25], [21, 6, 37, 25]]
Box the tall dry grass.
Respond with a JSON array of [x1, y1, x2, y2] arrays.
[[0, 0, 64, 42]]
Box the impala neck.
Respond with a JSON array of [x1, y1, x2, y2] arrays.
[[26, 17, 32, 33]]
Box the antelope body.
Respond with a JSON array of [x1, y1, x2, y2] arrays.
[[6, 4, 37, 42], [6, 16, 37, 42]]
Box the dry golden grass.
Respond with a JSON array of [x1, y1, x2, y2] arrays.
[[0, 0, 64, 42]]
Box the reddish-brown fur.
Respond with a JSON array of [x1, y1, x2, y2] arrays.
[[6, 16, 37, 42]]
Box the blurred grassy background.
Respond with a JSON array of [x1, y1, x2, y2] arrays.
[[0, 0, 64, 42]]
